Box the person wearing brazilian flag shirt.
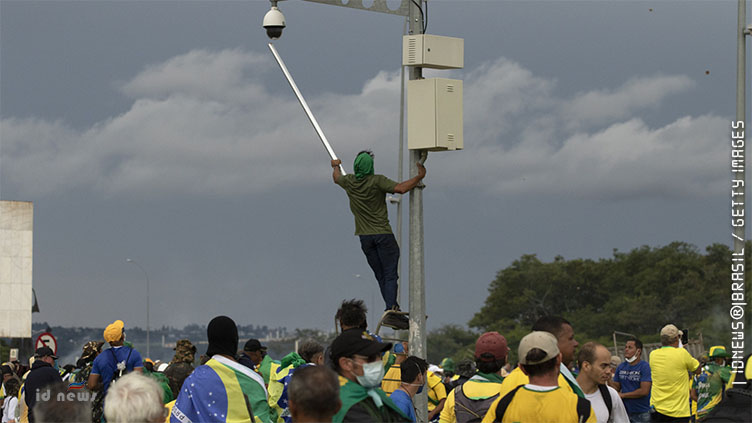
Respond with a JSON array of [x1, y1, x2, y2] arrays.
[[692, 345, 732, 419], [330, 328, 411, 423], [171, 316, 272, 423]]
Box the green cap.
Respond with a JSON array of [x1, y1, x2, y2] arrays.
[[440, 357, 455, 373]]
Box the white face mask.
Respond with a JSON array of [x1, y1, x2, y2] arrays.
[[625, 356, 637, 363], [355, 360, 385, 388]]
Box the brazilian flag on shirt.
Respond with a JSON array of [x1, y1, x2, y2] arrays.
[[171, 356, 271, 423]]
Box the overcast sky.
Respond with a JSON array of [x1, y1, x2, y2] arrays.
[[1, 1, 749, 336]]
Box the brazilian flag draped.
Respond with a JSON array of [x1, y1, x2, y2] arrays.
[[171, 356, 271, 423], [333, 376, 408, 423]]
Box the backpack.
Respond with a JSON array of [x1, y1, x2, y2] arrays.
[[597, 384, 613, 423], [454, 383, 500, 423], [109, 347, 133, 382], [494, 385, 592, 423], [701, 388, 752, 422]]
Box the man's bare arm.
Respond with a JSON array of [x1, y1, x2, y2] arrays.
[[393, 162, 426, 194], [87, 373, 101, 391], [331, 159, 342, 183]]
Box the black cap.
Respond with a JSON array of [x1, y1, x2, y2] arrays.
[[244, 339, 267, 352], [35, 346, 58, 360], [1, 365, 12, 375], [330, 329, 392, 362]]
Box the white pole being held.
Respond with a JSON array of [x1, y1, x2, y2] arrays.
[[268, 43, 347, 175]]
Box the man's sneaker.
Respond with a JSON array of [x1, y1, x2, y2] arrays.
[[382, 311, 409, 330]]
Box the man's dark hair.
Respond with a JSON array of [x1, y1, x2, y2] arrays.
[[476, 358, 505, 375], [336, 299, 368, 330], [288, 365, 341, 421], [2, 378, 19, 399], [577, 342, 598, 369], [626, 337, 643, 351], [531, 316, 571, 339], [400, 356, 428, 383], [298, 339, 324, 363], [520, 348, 558, 377]]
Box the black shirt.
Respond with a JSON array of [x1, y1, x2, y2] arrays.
[[24, 360, 63, 423]]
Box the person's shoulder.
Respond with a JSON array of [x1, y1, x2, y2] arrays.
[[92, 352, 109, 364], [374, 174, 397, 186], [182, 363, 211, 380], [390, 389, 408, 401], [605, 384, 621, 399], [337, 174, 354, 184], [427, 371, 442, 384]]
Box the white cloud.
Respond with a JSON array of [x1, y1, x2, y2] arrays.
[[562, 75, 695, 130], [1, 48, 726, 200]]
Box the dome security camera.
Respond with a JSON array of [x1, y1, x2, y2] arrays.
[[263, 6, 286, 40]]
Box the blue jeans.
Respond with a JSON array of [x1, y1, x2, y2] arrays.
[[629, 412, 651, 423], [359, 233, 400, 310]]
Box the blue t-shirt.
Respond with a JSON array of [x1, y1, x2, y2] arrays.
[[614, 360, 651, 414], [389, 389, 415, 422], [91, 346, 143, 394]]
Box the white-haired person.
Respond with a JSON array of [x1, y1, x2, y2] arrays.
[[104, 372, 167, 423]]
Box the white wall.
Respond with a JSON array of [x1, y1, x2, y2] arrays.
[[0, 200, 33, 337]]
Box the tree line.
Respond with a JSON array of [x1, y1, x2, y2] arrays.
[[427, 241, 751, 364]]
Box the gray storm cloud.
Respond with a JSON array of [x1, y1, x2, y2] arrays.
[[1, 49, 725, 200]]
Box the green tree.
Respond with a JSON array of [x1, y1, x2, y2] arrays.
[[469, 241, 752, 361], [426, 324, 477, 364]]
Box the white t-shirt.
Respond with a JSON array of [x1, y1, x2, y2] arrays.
[[584, 385, 629, 423], [2, 396, 18, 423]]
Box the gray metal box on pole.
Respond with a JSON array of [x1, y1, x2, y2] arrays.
[[402, 34, 464, 69], [408, 78, 463, 151]]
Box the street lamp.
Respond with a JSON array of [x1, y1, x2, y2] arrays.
[[264, 3, 430, 419], [126, 258, 150, 358]]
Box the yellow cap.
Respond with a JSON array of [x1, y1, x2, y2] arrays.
[[103, 320, 125, 343]]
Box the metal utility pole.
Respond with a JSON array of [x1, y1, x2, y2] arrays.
[[269, 2, 431, 419], [406, 2, 427, 422]]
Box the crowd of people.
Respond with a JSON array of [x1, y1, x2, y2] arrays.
[[0, 300, 749, 423]]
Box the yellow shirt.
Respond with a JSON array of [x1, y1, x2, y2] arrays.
[[649, 346, 699, 418], [164, 400, 176, 423], [481, 386, 596, 423], [498, 367, 574, 398], [381, 363, 402, 395], [440, 376, 503, 423], [427, 371, 447, 411]]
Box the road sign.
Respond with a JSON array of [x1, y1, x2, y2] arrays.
[[35, 332, 57, 355]]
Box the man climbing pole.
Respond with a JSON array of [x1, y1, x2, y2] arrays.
[[332, 150, 426, 330]]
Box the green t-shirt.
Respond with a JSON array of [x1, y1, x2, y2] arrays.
[[337, 174, 398, 235], [693, 363, 731, 417]]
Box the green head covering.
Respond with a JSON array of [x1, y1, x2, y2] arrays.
[[709, 345, 728, 358], [280, 351, 306, 369], [440, 357, 455, 373], [353, 151, 374, 180]]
